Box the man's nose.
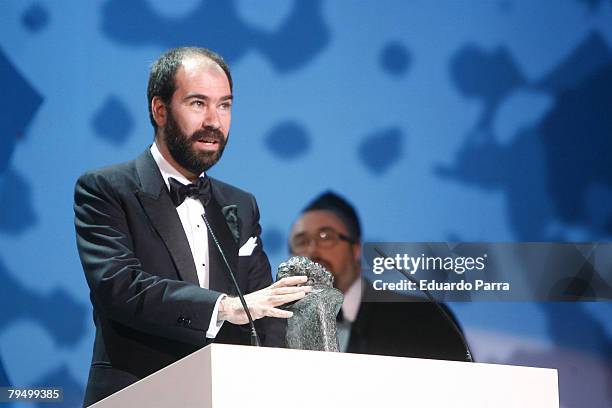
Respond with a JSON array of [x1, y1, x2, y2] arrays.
[[203, 107, 221, 129], [302, 239, 319, 258]]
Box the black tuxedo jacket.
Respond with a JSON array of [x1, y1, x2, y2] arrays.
[[346, 282, 469, 361], [74, 149, 284, 406]]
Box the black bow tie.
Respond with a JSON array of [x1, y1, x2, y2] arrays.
[[168, 176, 211, 207]]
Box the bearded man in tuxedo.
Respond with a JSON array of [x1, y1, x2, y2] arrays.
[[75, 47, 310, 406]]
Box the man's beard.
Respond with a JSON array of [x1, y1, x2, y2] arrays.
[[163, 109, 228, 176]]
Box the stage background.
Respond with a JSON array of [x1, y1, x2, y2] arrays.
[[1, 1, 611, 406]]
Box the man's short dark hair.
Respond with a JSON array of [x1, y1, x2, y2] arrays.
[[147, 47, 233, 132], [302, 191, 362, 242]]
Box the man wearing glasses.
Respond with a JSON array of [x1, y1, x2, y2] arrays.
[[288, 191, 469, 360]]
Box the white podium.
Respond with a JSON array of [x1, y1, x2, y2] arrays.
[[91, 344, 559, 407]]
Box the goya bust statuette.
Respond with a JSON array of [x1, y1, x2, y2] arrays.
[[277, 256, 344, 352]]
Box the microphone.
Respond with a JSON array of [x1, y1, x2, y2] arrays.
[[373, 246, 473, 362], [201, 213, 261, 346]]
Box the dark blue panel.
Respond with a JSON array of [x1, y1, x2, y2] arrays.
[[441, 32, 612, 241], [0, 48, 43, 172], [358, 127, 404, 175], [435, 127, 552, 240], [264, 120, 310, 160], [450, 45, 525, 129], [379, 41, 412, 77], [0, 257, 88, 347], [539, 64, 612, 235], [91, 96, 134, 145], [21, 3, 50, 33], [0, 168, 37, 235], [537, 31, 612, 94]]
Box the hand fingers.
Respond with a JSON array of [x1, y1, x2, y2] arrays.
[[247, 304, 295, 320], [264, 307, 294, 319], [271, 275, 308, 288], [272, 286, 312, 295], [268, 290, 308, 307]]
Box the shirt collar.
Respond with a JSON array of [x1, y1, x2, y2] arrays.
[[150, 142, 204, 190]]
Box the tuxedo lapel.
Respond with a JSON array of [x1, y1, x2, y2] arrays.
[[134, 149, 200, 286], [205, 193, 239, 295]]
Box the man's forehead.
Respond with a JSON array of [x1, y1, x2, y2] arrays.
[[171, 64, 230, 103], [174, 56, 228, 87], [181, 55, 224, 73], [292, 210, 349, 235]]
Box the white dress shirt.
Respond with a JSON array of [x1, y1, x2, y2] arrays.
[[150, 142, 224, 338]]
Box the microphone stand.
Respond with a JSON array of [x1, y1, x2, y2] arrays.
[[202, 214, 260, 346], [373, 246, 473, 362]]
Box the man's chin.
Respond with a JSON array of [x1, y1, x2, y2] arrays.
[[191, 152, 220, 172], [314, 259, 333, 273]]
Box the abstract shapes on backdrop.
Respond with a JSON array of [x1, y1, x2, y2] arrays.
[[538, 64, 612, 235], [234, 0, 294, 33], [144, 0, 202, 19], [100, 0, 330, 72], [0, 168, 37, 235], [21, 3, 50, 33], [492, 89, 553, 145], [264, 120, 310, 160], [449, 45, 525, 130], [536, 32, 612, 95], [441, 31, 612, 240], [436, 125, 553, 241], [91, 96, 134, 145], [358, 126, 404, 176], [585, 183, 612, 234], [0, 48, 43, 172], [379, 41, 412, 77], [0, 46, 44, 401], [0, 258, 88, 348]]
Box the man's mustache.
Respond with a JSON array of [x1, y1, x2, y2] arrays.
[[191, 127, 224, 143]]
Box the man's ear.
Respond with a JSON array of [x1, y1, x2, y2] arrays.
[[151, 96, 167, 128]]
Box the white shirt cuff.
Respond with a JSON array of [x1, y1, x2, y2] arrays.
[[206, 294, 226, 338]]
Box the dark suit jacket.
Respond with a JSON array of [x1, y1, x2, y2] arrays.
[[346, 282, 470, 361], [74, 149, 284, 406]]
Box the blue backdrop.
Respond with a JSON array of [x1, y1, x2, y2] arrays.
[[1, 1, 612, 407]]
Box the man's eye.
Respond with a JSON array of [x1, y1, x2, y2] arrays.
[[292, 238, 306, 248], [191, 100, 204, 107], [219, 102, 232, 110]]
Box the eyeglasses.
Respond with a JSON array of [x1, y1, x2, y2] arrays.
[[290, 227, 355, 252]]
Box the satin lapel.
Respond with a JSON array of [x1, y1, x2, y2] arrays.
[[205, 195, 239, 295], [134, 149, 200, 286]]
